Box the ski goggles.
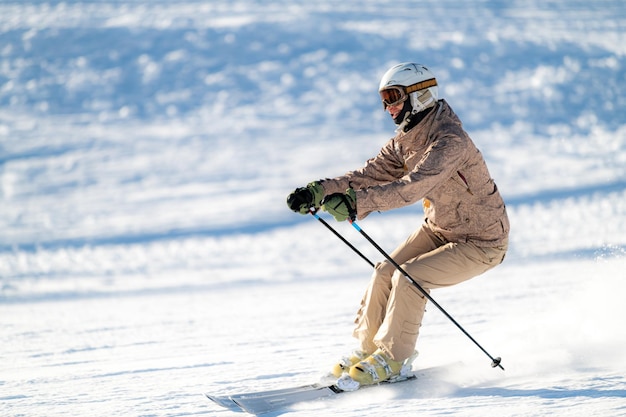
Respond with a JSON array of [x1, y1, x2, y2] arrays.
[[379, 78, 438, 109]]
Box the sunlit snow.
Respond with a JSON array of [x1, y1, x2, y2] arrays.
[[1, 1, 625, 416]]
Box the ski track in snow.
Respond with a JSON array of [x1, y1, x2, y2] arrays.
[[1, 1, 626, 416]]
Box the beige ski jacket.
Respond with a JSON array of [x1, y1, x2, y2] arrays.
[[321, 99, 509, 248]]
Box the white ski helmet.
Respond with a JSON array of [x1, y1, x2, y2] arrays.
[[378, 63, 438, 115]]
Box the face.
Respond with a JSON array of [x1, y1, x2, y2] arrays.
[[386, 102, 404, 121], [379, 86, 409, 123]]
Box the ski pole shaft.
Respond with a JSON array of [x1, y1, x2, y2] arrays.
[[348, 219, 504, 371], [309, 209, 375, 268]]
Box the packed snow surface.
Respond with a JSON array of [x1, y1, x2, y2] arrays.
[[1, 1, 625, 416]]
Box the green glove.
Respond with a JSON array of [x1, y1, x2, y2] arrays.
[[286, 181, 325, 214], [322, 188, 357, 222]]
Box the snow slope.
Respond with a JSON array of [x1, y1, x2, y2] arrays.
[[1, 1, 625, 416]]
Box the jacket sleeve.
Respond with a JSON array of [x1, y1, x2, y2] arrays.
[[320, 138, 406, 195], [354, 132, 469, 219]]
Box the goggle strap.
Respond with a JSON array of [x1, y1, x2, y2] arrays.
[[405, 78, 438, 95]]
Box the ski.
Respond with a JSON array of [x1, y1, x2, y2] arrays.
[[205, 383, 325, 412], [206, 362, 457, 414]]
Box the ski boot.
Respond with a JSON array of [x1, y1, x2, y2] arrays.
[[336, 349, 419, 391], [330, 349, 369, 378]]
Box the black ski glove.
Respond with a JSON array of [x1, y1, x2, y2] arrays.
[[286, 181, 325, 214]]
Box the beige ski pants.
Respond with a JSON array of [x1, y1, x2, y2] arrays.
[[352, 222, 507, 362]]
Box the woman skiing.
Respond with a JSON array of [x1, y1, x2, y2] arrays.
[[287, 62, 509, 388]]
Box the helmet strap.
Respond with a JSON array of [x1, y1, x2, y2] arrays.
[[398, 106, 435, 133]]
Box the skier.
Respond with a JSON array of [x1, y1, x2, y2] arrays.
[[286, 62, 509, 387]]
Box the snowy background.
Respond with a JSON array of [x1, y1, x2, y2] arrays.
[[2, 1, 626, 416]]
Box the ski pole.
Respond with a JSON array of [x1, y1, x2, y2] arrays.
[[307, 208, 503, 369], [309, 208, 375, 268], [347, 218, 504, 370]]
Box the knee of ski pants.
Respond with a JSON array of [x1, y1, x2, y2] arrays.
[[372, 261, 396, 285], [391, 271, 429, 301]]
